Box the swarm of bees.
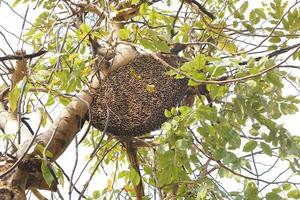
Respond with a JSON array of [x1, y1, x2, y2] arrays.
[[90, 54, 188, 137]]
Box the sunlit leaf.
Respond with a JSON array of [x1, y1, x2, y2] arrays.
[[41, 160, 54, 187], [243, 141, 257, 152]]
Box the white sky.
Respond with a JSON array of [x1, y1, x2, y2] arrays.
[[0, 0, 300, 199]]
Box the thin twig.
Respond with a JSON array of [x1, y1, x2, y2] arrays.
[[0, 31, 15, 54], [89, 106, 110, 158], [68, 136, 79, 200], [17, 5, 29, 49], [78, 142, 119, 200], [170, 1, 184, 38], [54, 162, 86, 198]]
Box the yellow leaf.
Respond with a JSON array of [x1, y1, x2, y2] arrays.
[[68, 53, 78, 61], [107, 178, 113, 191], [146, 84, 156, 93], [8, 83, 22, 112], [218, 40, 237, 54], [118, 29, 130, 40], [224, 42, 237, 54], [124, 184, 135, 193], [80, 67, 92, 76], [241, 52, 247, 59], [130, 68, 142, 80], [38, 107, 48, 127]]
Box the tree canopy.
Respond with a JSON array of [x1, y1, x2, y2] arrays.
[[0, 0, 300, 199]]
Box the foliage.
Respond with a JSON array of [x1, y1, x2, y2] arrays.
[[2, 0, 300, 199]]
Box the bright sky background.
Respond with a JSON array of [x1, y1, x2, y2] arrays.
[[0, 0, 300, 199]]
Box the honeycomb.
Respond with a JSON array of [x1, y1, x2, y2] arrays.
[[90, 54, 188, 136]]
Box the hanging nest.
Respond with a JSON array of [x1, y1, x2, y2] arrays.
[[90, 54, 188, 137]]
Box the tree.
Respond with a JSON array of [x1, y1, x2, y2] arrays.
[[0, 0, 300, 199]]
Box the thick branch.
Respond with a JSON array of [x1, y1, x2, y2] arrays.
[[0, 160, 28, 200]]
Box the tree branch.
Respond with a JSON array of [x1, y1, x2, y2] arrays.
[[188, 0, 215, 20], [239, 42, 300, 65], [0, 49, 46, 61]]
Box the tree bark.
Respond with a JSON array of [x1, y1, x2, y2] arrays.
[[0, 43, 137, 199], [0, 2, 143, 198]]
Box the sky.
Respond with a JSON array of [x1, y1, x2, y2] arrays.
[[0, 1, 110, 198], [0, 0, 300, 199]]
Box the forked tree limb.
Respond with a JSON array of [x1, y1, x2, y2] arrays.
[[0, 1, 154, 198], [0, 48, 97, 197], [0, 157, 28, 200], [107, 2, 145, 198], [0, 43, 140, 199]]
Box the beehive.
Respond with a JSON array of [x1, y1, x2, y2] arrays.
[[90, 54, 188, 137]]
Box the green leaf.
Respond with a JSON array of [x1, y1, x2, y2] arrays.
[[243, 22, 255, 33], [260, 142, 272, 156], [164, 109, 172, 118], [41, 160, 54, 187], [55, 167, 64, 186], [269, 37, 281, 43], [214, 148, 226, 160], [223, 151, 238, 164], [153, 40, 170, 53], [45, 95, 55, 106], [139, 3, 148, 15], [131, 0, 140, 4], [171, 107, 177, 115], [233, 21, 239, 28], [219, 40, 238, 54], [8, 85, 21, 112], [288, 189, 300, 199], [197, 105, 218, 121], [254, 8, 267, 19], [266, 71, 283, 88], [117, 170, 127, 179], [41, 108, 48, 127], [93, 190, 101, 199], [36, 144, 54, 158], [118, 29, 130, 40], [139, 38, 157, 52], [244, 182, 260, 200], [280, 103, 298, 115], [243, 141, 257, 152], [240, 1, 249, 13], [129, 168, 140, 186], [144, 165, 152, 175], [282, 183, 292, 191], [268, 101, 282, 119], [175, 139, 191, 151], [80, 23, 91, 34], [12, 0, 22, 7], [249, 10, 260, 25], [246, 80, 257, 88], [249, 128, 259, 136], [227, 129, 241, 149], [58, 96, 71, 106], [266, 191, 283, 200], [212, 66, 226, 77], [32, 31, 44, 41]]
